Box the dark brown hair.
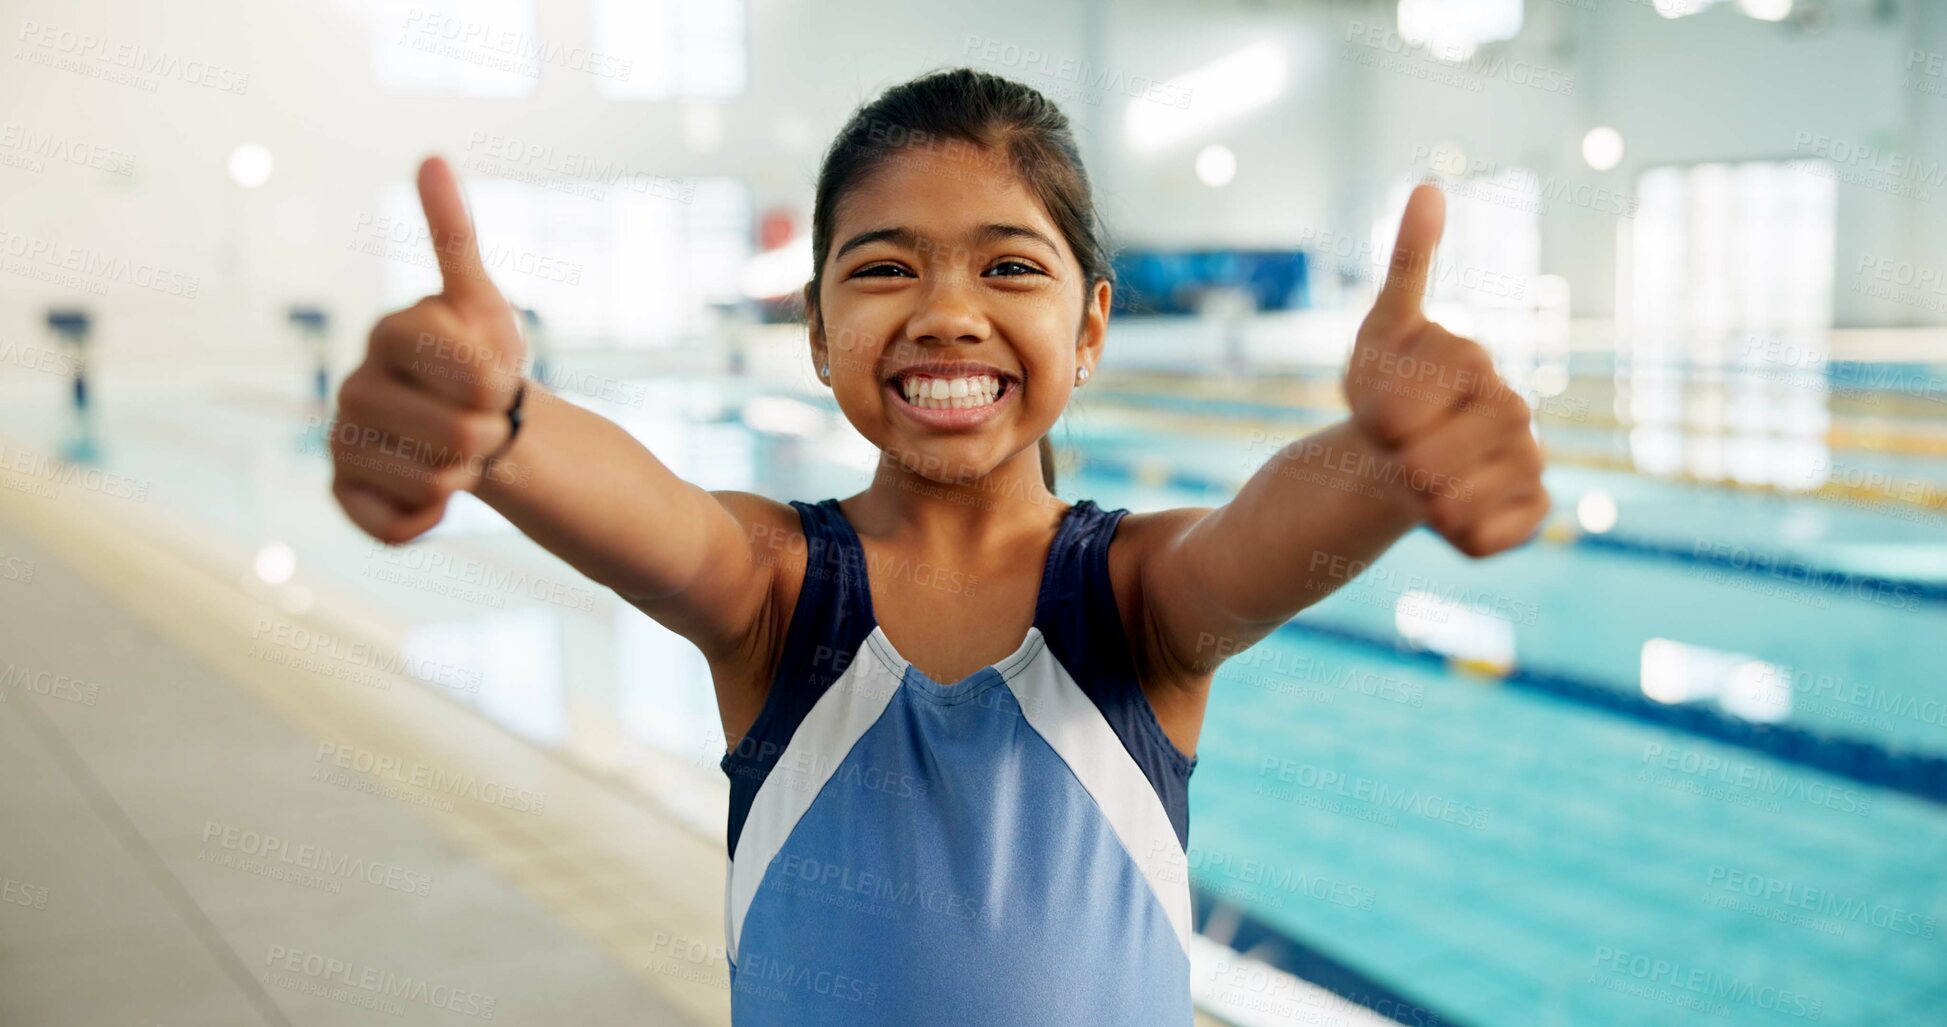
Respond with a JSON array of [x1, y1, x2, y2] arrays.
[[804, 68, 1113, 493]]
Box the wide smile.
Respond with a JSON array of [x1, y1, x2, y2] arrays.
[[884, 366, 1019, 430]]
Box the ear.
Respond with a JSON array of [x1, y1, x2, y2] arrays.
[[1075, 278, 1111, 376]]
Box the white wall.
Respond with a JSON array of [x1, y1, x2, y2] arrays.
[[0, 0, 1937, 376]]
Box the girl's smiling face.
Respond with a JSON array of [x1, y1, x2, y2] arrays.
[[811, 145, 1109, 487]]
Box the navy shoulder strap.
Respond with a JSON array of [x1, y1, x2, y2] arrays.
[[1034, 500, 1197, 849], [721, 498, 876, 857]]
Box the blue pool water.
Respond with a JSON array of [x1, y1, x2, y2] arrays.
[[2, 361, 1942, 1026]]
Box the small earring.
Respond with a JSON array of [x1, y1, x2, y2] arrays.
[[819, 362, 830, 378], [1075, 367, 1090, 385]]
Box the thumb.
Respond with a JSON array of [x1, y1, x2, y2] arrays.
[[416, 155, 499, 309], [335, 480, 447, 545], [1367, 183, 1446, 332]]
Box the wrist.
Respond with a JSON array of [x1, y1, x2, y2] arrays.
[[475, 378, 537, 496]]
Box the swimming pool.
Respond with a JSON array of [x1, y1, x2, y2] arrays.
[[1, 354, 1941, 1026]]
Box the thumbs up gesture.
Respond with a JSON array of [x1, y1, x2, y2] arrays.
[[331, 156, 528, 544], [1345, 184, 1549, 558]]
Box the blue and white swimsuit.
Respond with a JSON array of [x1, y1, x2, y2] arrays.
[[720, 498, 1199, 1026]]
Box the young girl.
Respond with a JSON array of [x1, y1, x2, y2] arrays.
[[332, 69, 1546, 1026]]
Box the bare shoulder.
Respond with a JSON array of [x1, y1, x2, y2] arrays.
[[1107, 505, 1215, 560], [1105, 504, 1219, 678], [703, 490, 810, 750], [709, 488, 799, 528], [1103, 503, 1219, 758], [706, 489, 806, 616]]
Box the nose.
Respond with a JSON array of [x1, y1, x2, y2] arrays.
[[904, 271, 991, 348]]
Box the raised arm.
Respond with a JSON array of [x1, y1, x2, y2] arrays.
[[330, 157, 774, 655], [1139, 184, 1550, 673]]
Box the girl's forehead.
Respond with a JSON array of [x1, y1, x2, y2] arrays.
[[832, 146, 1073, 257]]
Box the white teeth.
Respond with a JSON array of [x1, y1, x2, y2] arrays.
[[899, 373, 1004, 410]]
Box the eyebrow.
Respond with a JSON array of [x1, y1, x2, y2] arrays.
[[831, 223, 1063, 263], [833, 227, 919, 262], [975, 223, 1060, 254]]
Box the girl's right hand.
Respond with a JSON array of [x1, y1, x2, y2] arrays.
[[331, 156, 528, 544]]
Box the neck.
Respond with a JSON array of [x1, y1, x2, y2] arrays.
[[848, 445, 1065, 546]]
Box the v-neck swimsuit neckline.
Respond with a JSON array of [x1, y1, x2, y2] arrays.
[[820, 497, 1086, 692]]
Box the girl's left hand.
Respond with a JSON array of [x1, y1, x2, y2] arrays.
[[1343, 184, 1551, 558]]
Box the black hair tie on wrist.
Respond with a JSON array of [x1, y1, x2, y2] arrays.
[[482, 380, 527, 479]]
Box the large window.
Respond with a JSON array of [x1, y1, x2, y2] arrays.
[[1370, 173, 1541, 314], [1620, 161, 1837, 488], [1625, 161, 1835, 339], [371, 0, 747, 98], [375, 177, 752, 347], [593, 0, 748, 99], [372, 0, 539, 97]]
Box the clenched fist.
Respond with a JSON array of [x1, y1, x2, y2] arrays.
[[1345, 184, 1549, 557], [332, 156, 527, 544]]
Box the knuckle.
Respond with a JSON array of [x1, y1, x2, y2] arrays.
[[461, 374, 502, 411], [336, 368, 375, 411], [435, 465, 475, 494], [452, 413, 497, 456], [1455, 525, 1497, 559]]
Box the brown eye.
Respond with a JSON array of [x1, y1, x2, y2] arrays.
[[984, 261, 1045, 278], [852, 263, 914, 279]]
